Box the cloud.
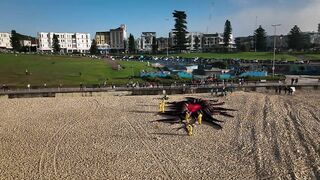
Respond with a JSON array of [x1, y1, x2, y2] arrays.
[[229, 0, 320, 36]]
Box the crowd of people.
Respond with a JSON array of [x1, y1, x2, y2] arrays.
[[275, 86, 296, 95]]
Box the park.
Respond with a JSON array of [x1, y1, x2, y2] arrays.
[[1, 52, 320, 88]]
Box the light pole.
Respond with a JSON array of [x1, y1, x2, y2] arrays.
[[272, 24, 281, 77], [29, 37, 31, 53], [165, 18, 170, 57], [254, 16, 258, 52]]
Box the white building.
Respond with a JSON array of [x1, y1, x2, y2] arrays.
[[168, 31, 205, 51], [38, 32, 91, 53], [110, 24, 127, 51], [135, 38, 141, 51], [188, 32, 203, 51], [0, 32, 12, 49], [307, 32, 320, 46], [20, 40, 32, 47], [140, 32, 156, 52], [202, 33, 235, 51]]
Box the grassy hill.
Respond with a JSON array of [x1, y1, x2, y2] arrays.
[[0, 54, 154, 87]]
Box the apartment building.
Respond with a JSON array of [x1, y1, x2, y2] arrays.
[[20, 40, 32, 47], [266, 35, 288, 51], [157, 37, 169, 52], [95, 31, 110, 54], [0, 32, 12, 49], [168, 32, 211, 51], [110, 24, 127, 51], [188, 32, 203, 51], [95, 24, 127, 53], [140, 32, 156, 52], [202, 33, 235, 52], [306, 32, 320, 47], [38, 32, 91, 53]]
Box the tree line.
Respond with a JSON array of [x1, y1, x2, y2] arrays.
[[244, 24, 316, 52], [126, 10, 234, 54]]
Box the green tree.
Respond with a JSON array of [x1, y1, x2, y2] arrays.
[[10, 30, 21, 52], [254, 25, 267, 51], [287, 25, 305, 50], [52, 34, 61, 53], [194, 36, 200, 52], [90, 39, 99, 55], [223, 20, 232, 48], [302, 33, 311, 50], [128, 34, 135, 53], [152, 36, 158, 54], [172, 10, 189, 53], [235, 38, 250, 52]]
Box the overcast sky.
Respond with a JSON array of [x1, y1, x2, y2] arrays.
[[0, 0, 319, 38]]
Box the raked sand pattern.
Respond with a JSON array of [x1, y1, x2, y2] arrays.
[[0, 91, 319, 179]]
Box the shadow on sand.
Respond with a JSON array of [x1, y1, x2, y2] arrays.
[[129, 110, 158, 114], [150, 132, 187, 137]]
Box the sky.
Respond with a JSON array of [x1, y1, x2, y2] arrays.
[[0, 0, 319, 38]]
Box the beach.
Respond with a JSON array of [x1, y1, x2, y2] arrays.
[[0, 91, 319, 179]]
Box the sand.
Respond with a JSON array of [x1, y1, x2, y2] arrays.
[[0, 91, 319, 179]]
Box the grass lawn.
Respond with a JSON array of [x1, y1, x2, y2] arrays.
[[0, 54, 153, 87], [301, 53, 320, 60], [154, 52, 298, 61]]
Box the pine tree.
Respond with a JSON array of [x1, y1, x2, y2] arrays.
[[52, 34, 61, 53], [288, 25, 303, 50], [223, 20, 232, 48], [254, 25, 267, 51], [152, 36, 158, 54], [194, 36, 200, 52], [90, 39, 99, 55], [128, 34, 135, 54], [172, 10, 188, 53], [10, 30, 21, 52]]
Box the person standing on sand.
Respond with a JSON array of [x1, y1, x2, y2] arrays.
[[291, 78, 294, 85], [278, 86, 282, 94], [284, 86, 287, 94], [222, 86, 227, 96]]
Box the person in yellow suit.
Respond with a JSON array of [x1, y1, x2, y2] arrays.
[[187, 124, 193, 136], [185, 111, 191, 123], [159, 100, 165, 113], [198, 112, 203, 125]]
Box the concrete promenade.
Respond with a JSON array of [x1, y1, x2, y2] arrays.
[[1, 82, 319, 98]]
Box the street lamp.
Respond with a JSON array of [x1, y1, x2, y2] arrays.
[[272, 24, 281, 77], [165, 18, 170, 57]]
